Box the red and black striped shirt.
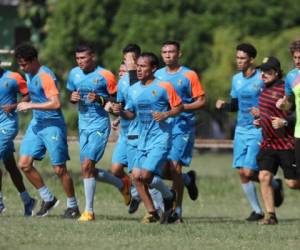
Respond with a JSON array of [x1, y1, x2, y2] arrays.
[[259, 80, 294, 150]]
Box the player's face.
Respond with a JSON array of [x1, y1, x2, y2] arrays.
[[292, 51, 300, 69], [236, 51, 252, 71], [137, 57, 155, 81], [118, 64, 127, 78], [17, 58, 34, 73], [76, 51, 95, 71], [161, 45, 180, 65], [261, 69, 277, 85]]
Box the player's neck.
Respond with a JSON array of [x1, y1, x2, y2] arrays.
[[141, 76, 155, 85], [30, 61, 42, 76], [242, 66, 256, 78], [83, 64, 96, 74], [166, 64, 181, 73]]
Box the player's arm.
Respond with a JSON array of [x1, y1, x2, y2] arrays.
[[111, 102, 135, 120], [17, 95, 61, 111], [276, 94, 294, 111], [152, 103, 183, 122], [216, 98, 238, 112], [183, 95, 206, 111]]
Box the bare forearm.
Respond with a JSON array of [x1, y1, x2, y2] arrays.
[[183, 96, 206, 111]]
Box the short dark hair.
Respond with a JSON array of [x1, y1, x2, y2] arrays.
[[139, 52, 159, 68], [162, 40, 181, 51], [15, 43, 38, 61], [289, 40, 300, 55], [122, 44, 141, 57], [236, 43, 257, 58], [75, 43, 95, 54]]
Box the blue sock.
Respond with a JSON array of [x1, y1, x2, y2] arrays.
[[20, 191, 31, 205], [0, 191, 4, 206], [149, 176, 172, 199], [242, 182, 263, 214], [83, 177, 96, 212], [96, 168, 123, 190], [182, 173, 191, 186], [271, 179, 279, 189], [38, 186, 54, 202], [131, 185, 140, 201], [175, 206, 182, 217], [67, 197, 78, 208], [149, 188, 164, 211]]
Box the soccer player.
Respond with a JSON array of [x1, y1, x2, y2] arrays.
[[277, 40, 300, 175], [255, 56, 300, 225], [113, 52, 182, 223], [0, 64, 36, 216], [155, 40, 206, 222], [67, 43, 130, 221], [118, 63, 127, 79], [15, 44, 80, 218], [216, 43, 282, 221]]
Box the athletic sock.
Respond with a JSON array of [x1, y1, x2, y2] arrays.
[[130, 185, 140, 201], [174, 206, 182, 217], [38, 186, 54, 202], [149, 188, 164, 211], [242, 181, 263, 215], [20, 191, 31, 204], [149, 176, 172, 199], [271, 179, 279, 189], [96, 168, 123, 190], [83, 177, 96, 213], [67, 197, 78, 208], [182, 173, 191, 186], [0, 191, 4, 206]]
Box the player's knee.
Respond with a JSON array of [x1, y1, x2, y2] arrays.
[[285, 180, 300, 189], [111, 164, 124, 177], [258, 171, 272, 183], [18, 159, 32, 173], [81, 160, 94, 175], [54, 166, 67, 177]]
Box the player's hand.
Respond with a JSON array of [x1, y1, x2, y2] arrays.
[[87, 92, 97, 103], [253, 118, 261, 127], [250, 107, 260, 117], [1, 104, 16, 114], [70, 91, 81, 102], [271, 116, 287, 129], [111, 118, 120, 130], [17, 102, 32, 112], [216, 99, 225, 109], [111, 102, 123, 115], [152, 111, 169, 122], [104, 101, 113, 112], [124, 52, 136, 71], [276, 96, 291, 110]]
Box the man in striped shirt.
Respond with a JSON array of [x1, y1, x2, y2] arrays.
[[255, 56, 300, 225]]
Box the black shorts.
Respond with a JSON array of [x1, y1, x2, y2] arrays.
[[257, 148, 299, 179], [295, 138, 300, 176]]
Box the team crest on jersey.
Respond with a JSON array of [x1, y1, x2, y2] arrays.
[[152, 90, 157, 96], [252, 83, 260, 91], [93, 78, 99, 84], [2, 81, 9, 88], [178, 79, 182, 86]]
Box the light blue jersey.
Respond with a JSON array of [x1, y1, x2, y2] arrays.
[[285, 68, 300, 96]]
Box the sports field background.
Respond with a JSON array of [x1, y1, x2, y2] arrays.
[[1, 143, 300, 250]]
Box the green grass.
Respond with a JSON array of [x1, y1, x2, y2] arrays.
[[1, 144, 300, 250]]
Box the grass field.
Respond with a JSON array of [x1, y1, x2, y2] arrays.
[[1, 143, 300, 250]]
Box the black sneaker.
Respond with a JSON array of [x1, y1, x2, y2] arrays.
[[167, 211, 183, 224], [161, 190, 176, 224], [36, 197, 59, 217], [24, 198, 37, 217], [186, 170, 198, 201], [274, 178, 284, 207], [246, 211, 264, 221], [64, 206, 80, 219], [128, 198, 140, 214]]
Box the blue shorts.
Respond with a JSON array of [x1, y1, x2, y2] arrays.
[[133, 145, 168, 175], [0, 127, 17, 160], [127, 137, 138, 173], [233, 130, 262, 171], [20, 120, 70, 165], [167, 132, 195, 166], [79, 127, 110, 163], [112, 134, 128, 166]]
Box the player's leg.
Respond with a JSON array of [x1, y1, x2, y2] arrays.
[[0, 169, 4, 213]]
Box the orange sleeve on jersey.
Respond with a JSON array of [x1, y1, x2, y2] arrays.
[[159, 81, 182, 108], [39, 72, 59, 99], [99, 69, 117, 94], [8, 72, 28, 95], [184, 71, 205, 98]]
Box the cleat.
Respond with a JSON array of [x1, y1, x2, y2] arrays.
[[246, 211, 264, 221], [141, 211, 160, 224], [64, 206, 81, 219], [161, 190, 176, 224], [128, 198, 140, 214], [121, 175, 131, 206], [78, 211, 95, 222], [167, 211, 183, 224], [186, 170, 198, 201], [36, 197, 59, 217], [259, 213, 278, 225], [24, 198, 37, 217], [274, 178, 284, 207], [0, 203, 6, 214]]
